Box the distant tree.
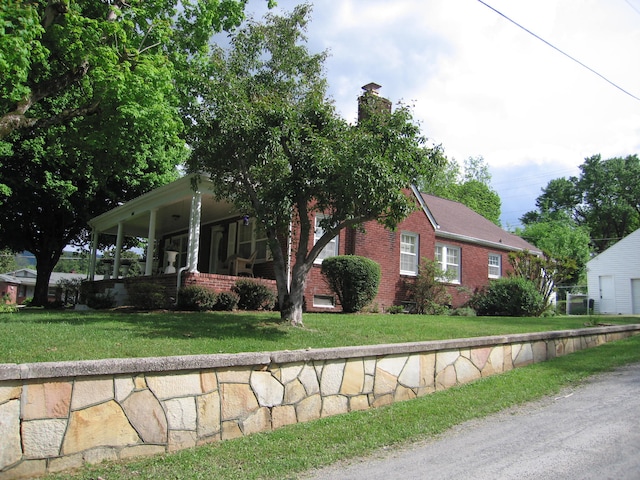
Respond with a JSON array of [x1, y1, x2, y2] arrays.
[[517, 214, 591, 287], [0, 249, 19, 273], [0, 0, 261, 305], [53, 251, 89, 274], [420, 155, 501, 225], [508, 250, 577, 312], [188, 5, 443, 326], [521, 154, 640, 253]]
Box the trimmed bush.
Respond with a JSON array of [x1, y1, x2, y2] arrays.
[[177, 285, 217, 311], [321, 255, 381, 313], [86, 292, 116, 310], [214, 291, 239, 311], [232, 280, 276, 311], [469, 276, 545, 317], [386, 305, 405, 315], [127, 283, 167, 310]]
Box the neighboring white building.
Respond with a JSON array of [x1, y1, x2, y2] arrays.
[[586, 228, 640, 315]]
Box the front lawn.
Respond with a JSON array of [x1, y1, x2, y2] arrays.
[[1, 309, 638, 364]]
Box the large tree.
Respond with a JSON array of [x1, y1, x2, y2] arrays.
[[0, 0, 260, 305], [522, 154, 640, 253], [188, 5, 442, 326]]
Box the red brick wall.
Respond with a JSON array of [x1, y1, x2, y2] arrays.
[[301, 207, 518, 312], [0, 282, 18, 304], [302, 206, 437, 313], [434, 239, 515, 308]]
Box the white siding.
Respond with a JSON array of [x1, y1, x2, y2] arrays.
[[586, 228, 640, 315]]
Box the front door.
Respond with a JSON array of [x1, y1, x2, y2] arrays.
[[598, 275, 615, 313]]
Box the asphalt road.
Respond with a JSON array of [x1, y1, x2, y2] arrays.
[[303, 363, 640, 480]]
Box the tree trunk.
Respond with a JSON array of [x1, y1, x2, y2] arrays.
[[33, 256, 57, 306], [279, 289, 305, 327], [276, 259, 310, 327]]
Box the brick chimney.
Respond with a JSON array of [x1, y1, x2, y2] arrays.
[[357, 82, 392, 122]]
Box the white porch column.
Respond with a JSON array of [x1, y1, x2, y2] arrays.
[[145, 209, 157, 276], [89, 229, 98, 281], [113, 221, 124, 279], [186, 191, 202, 273]]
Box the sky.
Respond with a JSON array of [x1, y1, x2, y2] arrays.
[[237, 0, 640, 229]]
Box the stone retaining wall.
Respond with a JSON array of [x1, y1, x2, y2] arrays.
[[1, 324, 639, 479]]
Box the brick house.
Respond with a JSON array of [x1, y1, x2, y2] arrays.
[[85, 173, 539, 312], [300, 188, 540, 311], [86, 84, 540, 311]]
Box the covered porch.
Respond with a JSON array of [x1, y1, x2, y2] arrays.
[[87, 174, 280, 304]]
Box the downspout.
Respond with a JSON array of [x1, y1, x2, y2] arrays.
[[175, 266, 188, 305]]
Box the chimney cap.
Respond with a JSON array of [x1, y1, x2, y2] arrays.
[[362, 82, 382, 94]]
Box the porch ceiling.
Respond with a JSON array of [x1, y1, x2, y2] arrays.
[[89, 175, 240, 238]]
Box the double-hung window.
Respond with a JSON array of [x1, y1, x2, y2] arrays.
[[237, 218, 269, 261], [400, 232, 419, 276], [488, 253, 501, 279], [435, 244, 461, 283], [314, 214, 339, 264]]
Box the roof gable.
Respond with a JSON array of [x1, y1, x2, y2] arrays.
[[417, 192, 541, 253], [587, 227, 640, 266]]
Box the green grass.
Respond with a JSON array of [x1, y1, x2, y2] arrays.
[[1, 309, 638, 363], [43, 333, 640, 480]]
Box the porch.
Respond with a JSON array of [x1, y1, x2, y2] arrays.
[[84, 271, 278, 307], [87, 173, 280, 288]]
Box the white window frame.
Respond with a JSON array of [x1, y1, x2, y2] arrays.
[[488, 253, 502, 279], [435, 244, 461, 284], [236, 217, 270, 262], [314, 214, 339, 264], [313, 294, 336, 308], [400, 232, 419, 276]]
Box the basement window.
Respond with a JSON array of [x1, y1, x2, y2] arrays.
[[313, 295, 336, 308]]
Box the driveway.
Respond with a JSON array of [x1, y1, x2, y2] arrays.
[[303, 363, 640, 480]]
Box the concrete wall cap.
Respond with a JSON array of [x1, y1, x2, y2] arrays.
[[1, 324, 638, 381]]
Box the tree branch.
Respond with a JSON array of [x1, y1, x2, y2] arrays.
[[0, 61, 93, 139]]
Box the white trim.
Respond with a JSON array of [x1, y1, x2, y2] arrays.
[[488, 252, 501, 279], [435, 243, 461, 284], [400, 231, 419, 276], [314, 214, 339, 264]]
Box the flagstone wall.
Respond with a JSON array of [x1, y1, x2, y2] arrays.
[[1, 324, 639, 479]]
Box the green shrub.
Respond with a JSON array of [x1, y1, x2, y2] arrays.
[[469, 277, 545, 317], [406, 258, 453, 314], [451, 306, 476, 317], [214, 291, 239, 311], [126, 283, 167, 310], [177, 286, 217, 311], [86, 292, 116, 309], [320, 255, 381, 313], [232, 280, 276, 311], [386, 305, 405, 315], [0, 300, 18, 313]]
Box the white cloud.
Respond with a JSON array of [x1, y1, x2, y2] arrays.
[[243, 0, 640, 226]]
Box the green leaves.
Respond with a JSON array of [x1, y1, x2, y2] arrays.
[[523, 154, 640, 253]]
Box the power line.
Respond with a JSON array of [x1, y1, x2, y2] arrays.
[[624, 0, 640, 17], [477, 0, 640, 103]]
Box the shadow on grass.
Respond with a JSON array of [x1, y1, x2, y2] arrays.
[[18, 309, 289, 343]]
